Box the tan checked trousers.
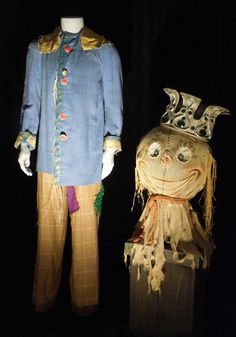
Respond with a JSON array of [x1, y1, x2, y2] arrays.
[[32, 172, 101, 315]]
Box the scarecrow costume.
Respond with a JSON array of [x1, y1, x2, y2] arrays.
[[15, 26, 123, 314]]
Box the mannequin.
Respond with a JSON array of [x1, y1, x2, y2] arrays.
[[15, 16, 123, 316], [61, 16, 84, 33]]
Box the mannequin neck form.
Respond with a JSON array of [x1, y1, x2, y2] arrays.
[[61, 17, 84, 34]]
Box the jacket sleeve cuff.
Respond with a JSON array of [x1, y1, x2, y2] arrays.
[[14, 131, 37, 150], [103, 136, 122, 153]]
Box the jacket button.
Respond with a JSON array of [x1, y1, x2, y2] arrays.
[[59, 132, 67, 141], [62, 68, 68, 76], [61, 77, 69, 85], [59, 112, 68, 121], [64, 46, 73, 53]]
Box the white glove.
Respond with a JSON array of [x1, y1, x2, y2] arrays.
[[101, 148, 115, 180], [18, 143, 32, 176]]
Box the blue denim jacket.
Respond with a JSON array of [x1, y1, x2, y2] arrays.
[[15, 27, 123, 186]]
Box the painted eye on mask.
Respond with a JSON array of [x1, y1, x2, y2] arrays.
[[148, 142, 161, 158], [176, 146, 192, 163]]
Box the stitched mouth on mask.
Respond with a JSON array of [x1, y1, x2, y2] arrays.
[[149, 170, 200, 183]]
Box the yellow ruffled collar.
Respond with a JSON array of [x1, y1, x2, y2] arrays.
[[38, 26, 109, 53]]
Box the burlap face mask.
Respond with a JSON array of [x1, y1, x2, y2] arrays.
[[136, 126, 213, 199]]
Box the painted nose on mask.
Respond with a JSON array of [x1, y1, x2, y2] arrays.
[[160, 150, 173, 169]]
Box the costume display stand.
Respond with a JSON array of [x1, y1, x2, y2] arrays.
[[125, 241, 203, 337]]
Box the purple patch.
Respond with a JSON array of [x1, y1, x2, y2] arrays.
[[67, 186, 80, 213]]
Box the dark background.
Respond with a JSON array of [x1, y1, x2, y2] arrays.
[[1, 0, 235, 336]]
